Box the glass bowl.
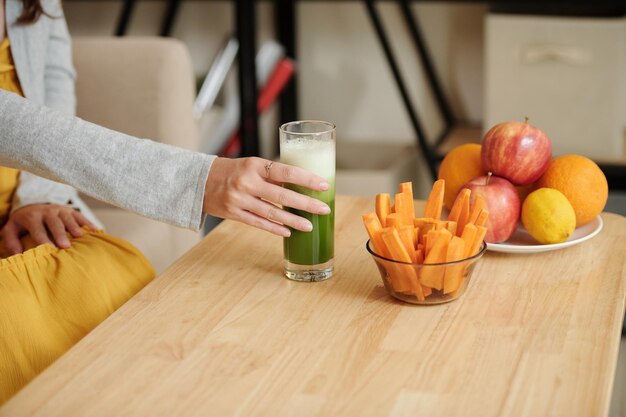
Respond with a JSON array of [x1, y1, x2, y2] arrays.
[[366, 239, 487, 305]]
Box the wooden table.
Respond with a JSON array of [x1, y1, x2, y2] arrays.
[[2, 196, 625, 417]]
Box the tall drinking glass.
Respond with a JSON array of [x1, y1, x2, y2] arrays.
[[280, 121, 336, 282]]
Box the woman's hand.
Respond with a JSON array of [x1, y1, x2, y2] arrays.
[[1, 204, 97, 254], [203, 157, 331, 237]]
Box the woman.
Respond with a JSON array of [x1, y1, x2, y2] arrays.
[[0, 0, 330, 404]]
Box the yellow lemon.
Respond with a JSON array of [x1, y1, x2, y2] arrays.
[[521, 188, 576, 244]]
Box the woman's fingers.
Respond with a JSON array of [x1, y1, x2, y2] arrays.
[[256, 182, 330, 215], [1, 222, 24, 255], [59, 210, 84, 238], [73, 210, 98, 231], [236, 209, 291, 237], [258, 158, 329, 191], [44, 214, 71, 249], [245, 196, 313, 232], [26, 218, 55, 248]]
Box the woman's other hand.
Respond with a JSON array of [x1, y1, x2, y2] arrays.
[[203, 157, 331, 237], [1, 204, 97, 254]]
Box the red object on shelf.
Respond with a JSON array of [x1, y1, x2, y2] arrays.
[[221, 58, 296, 158]]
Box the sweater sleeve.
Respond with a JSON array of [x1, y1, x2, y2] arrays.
[[0, 90, 216, 230], [11, 0, 93, 221]]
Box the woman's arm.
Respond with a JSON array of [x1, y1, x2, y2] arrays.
[[1, 90, 214, 230]]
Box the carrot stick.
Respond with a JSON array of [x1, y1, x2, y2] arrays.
[[363, 214, 407, 293], [422, 286, 433, 297], [420, 230, 452, 290], [376, 193, 391, 227], [413, 227, 420, 249], [475, 209, 489, 228], [415, 248, 424, 264], [398, 226, 417, 262], [468, 194, 485, 225], [385, 213, 401, 228], [425, 229, 439, 256], [445, 221, 458, 236], [460, 224, 478, 259], [399, 182, 415, 224], [419, 222, 437, 246], [469, 226, 487, 258], [362, 213, 388, 257], [423, 179, 445, 220], [399, 181, 413, 197], [456, 194, 471, 237], [382, 228, 424, 299], [414, 217, 435, 229], [395, 192, 414, 226], [448, 188, 471, 224], [443, 236, 466, 294], [417, 244, 431, 297], [463, 225, 487, 274]]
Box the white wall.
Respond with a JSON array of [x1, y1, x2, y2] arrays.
[[63, 1, 486, 150]]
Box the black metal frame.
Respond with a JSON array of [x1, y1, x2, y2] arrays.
[[114, 0, 136, 36]]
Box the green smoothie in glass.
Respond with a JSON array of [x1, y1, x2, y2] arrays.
[[280, 121, 335, 282]]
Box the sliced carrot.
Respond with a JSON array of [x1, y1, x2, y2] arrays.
[[375, 193, 391, 227], [399, 181, 413, 196], [395, 192, 414, 225], [381, 228, 423, 299], [469, 226, 487, 258], [362, 213, 387, 257], [456, 193, 471, 237], [385, 213, 401, 228], [420, 230, 452, 290], [445, 220, 458, 236], [443, 236, 466, 294], [422, 285, 433, 298], [363, 215, 405, 292], [425, 229, 439, 256], [415, 248, 424, 264], [419, 222, 437, 246], [423, 179, 445, 220], [399, 182, 415, 223], [476, 209, 489, 228], [414, 217, 435, 229], [413, 227, 420, 249], [448, 188, 471, 224], [463, 225, 487, 274], [415, 248, 431, 298], [460, 224, 478, 259], [468, 194, 485, 225], [398, 226, 417, 262]]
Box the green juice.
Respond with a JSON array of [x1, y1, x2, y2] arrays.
[[283, 185, 334, 266]]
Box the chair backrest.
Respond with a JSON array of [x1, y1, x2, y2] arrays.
[[72, 37, 198, 151]]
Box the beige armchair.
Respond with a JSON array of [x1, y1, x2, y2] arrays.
[[72, 37, 202, 273]]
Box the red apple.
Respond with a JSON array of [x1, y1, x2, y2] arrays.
[[482, 120, 552, 186], [460, 174, 521, 243]]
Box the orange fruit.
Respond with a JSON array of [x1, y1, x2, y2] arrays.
[[438, 143, 486, 210], [536, 155, 608, 227]]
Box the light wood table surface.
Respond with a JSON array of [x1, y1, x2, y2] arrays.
[[3, 196, 625, 417]]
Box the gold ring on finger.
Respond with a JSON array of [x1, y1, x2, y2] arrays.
[[265, 161, 274, 179]]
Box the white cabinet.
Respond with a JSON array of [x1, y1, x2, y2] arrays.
[[485, 14, 625, 161]]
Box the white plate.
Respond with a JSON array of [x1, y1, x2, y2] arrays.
[[486, 216, 604, 254]]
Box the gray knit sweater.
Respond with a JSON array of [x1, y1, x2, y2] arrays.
[[0, 90, 215, 230]]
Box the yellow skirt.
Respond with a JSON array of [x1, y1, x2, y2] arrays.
[[0, 230, 155, 404]]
